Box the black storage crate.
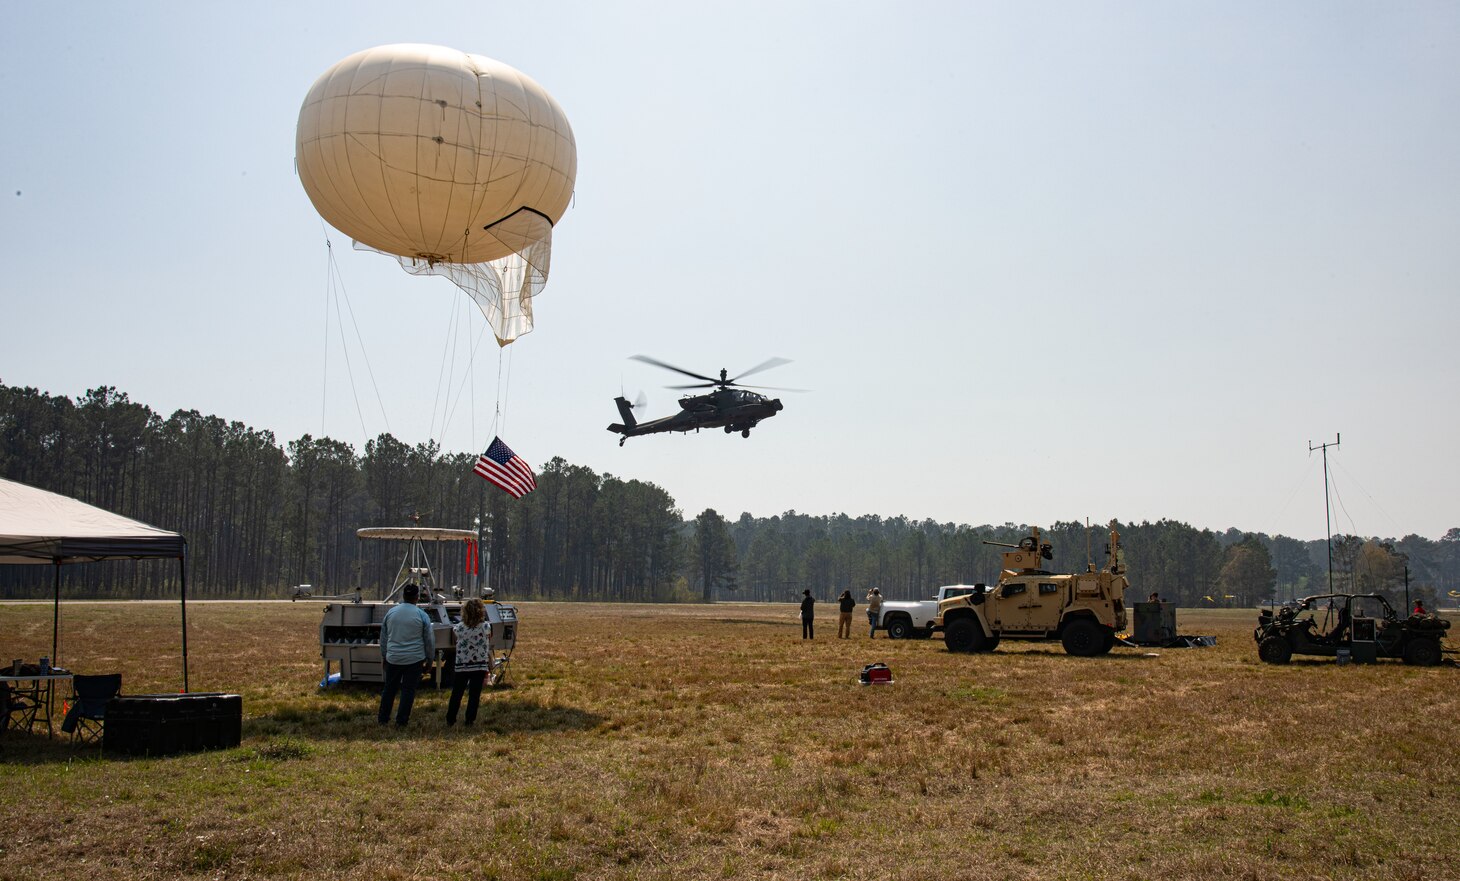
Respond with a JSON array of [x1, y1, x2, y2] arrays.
[[104, 693, 242, 756]]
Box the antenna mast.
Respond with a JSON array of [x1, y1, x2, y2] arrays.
[[1085, 518, 1093, 572], [1309, 433, 1340, 593]]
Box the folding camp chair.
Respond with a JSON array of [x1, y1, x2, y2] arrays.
[[61, 674, 122, 746], [2, 681, 42, 735]]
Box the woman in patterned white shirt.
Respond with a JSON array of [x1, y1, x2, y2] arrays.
[[446, 598, 493, 726]]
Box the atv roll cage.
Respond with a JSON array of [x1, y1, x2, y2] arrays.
[[1264, 593, 1398, 642], [1256, 590, 1449, 665]]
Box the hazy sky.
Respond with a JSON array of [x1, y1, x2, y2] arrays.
[[3, 2, 1457, 541]]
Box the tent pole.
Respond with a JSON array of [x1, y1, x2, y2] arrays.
[[179, 553, 190, 693], [52, 560, 60, 666]]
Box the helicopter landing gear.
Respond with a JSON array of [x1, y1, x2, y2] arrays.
[[741, 429, 750, 438], [618, 437, 626, 447], [724, 426, 733, 434]]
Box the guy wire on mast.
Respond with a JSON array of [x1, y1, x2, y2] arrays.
[[1308, 433, 1340, 593]]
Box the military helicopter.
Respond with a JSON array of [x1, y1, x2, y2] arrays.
[[608, 355, 800, 445]]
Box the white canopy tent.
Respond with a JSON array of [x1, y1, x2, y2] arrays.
[[0, 477, 190, 691]]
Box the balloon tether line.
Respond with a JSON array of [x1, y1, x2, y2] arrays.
[[320, 236, 332, 436]]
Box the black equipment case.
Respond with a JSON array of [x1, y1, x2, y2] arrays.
[[104, 693, 242, 756]]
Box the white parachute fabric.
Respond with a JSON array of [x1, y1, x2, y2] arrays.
[[368, 233, 550, 347]]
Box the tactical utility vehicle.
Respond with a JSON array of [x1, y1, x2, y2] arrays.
[[936, 527, 1129, 656], [1254, 593, 1449, 665]]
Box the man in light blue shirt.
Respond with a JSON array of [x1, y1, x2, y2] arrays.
[[376, 583, 436, 727]]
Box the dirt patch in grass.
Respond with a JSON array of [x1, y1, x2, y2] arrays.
[[1, 602, 1455, 879]]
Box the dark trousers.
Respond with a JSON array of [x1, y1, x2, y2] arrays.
[[378, 659, 424, 726], [446, 670, 487, 725], [802, 617, 814, 639]]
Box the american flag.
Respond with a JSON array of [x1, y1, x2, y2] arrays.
[[473, 436, 538, 498]]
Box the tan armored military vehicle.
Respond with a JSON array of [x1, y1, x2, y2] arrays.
[[936, 526, 1130, 656]]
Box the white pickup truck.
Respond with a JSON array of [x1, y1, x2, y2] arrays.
[[875, 584, 987, 639]]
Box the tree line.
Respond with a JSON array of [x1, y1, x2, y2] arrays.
[[3, 383, 1457, 609]]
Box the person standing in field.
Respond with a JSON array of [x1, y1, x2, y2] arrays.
[[837, 590, 856, 639], [866, 588, 883, 638], [446, 597, 492, 727], [800, 589, 816, 640], [377, 583, 435, 728]]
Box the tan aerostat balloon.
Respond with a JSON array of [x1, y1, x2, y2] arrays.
[[296, 44, 577, 345]]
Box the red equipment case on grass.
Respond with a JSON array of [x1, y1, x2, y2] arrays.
[[859, 663, 893, 684]]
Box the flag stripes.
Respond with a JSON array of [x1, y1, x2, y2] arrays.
[[473, 436, 537, 499]]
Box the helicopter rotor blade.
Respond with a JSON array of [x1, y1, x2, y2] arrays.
[[629, 355, 719, 385], [666, 382, 719, 390], [728, 357, 792, 384], [738, 384, 810, 393]]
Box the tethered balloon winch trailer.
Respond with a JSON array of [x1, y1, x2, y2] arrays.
[[306, 527, 517, 689]]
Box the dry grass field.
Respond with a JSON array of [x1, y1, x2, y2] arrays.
[[1, 601, 1456, 881]]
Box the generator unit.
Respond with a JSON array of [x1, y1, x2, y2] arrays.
[[1131, 601, 1177, 644]]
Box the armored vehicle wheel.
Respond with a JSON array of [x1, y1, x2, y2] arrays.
[[885, 618, 912, 640], [984, 634, 1000, 651], [1402, 638, 1441, 666], [1096, 629, 1116, 655], [1258, 635, 1292, 665], [1061, 619, 1104, 657], [944, 618, 987, 653]]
